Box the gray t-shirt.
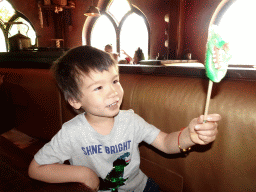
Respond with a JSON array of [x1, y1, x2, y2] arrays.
[[34, 109, 160, 192]]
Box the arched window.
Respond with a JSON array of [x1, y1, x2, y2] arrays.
[[84, 0, 150, 60], [0, 0, 36, 52], [91, 15, 117, 52], [0, 26, 7, 52], [214, 0, 256, 66]]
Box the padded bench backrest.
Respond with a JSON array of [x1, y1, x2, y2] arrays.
[[0, 68, 62, 141], [119, 73, 256, 192]]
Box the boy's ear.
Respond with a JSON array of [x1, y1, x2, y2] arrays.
[[68, 98, 82, 110]]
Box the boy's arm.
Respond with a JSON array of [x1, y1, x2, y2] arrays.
[[28, 159, 99, 191], [151, 114, 220, 154]]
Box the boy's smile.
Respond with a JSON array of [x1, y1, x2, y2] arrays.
[[69, 65, 123, 124]]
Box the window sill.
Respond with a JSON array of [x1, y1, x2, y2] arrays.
[[118, 63, 256, 81]]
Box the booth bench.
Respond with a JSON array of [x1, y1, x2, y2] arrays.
[[0, 64, 256, 192]]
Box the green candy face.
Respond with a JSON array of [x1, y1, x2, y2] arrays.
[[205, 25, 232, 83]]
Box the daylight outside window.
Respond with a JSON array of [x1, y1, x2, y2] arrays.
[[0, 0, 36, 52], [218, 0, 256, 65], [9, 17, 37, 45], [120, 13, 148, 60], [0, 29, 6, 52], [91, 15, 117, 52], [89, 0, 149, 61]]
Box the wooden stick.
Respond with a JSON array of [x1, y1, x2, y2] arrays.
[[204, 80, 213, 123]]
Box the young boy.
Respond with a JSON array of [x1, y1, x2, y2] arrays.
[[28, 45, 220, 192]]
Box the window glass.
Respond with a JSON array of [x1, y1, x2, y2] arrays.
[[120, 13, 148, 60], [0, 28, 6, 52], [0, 0, 15, 23], [218, 0, 256, 65], [88, 0, 149, 61], [91, 15, 117, 52], [0, 1, 37, 51], [108, 0, 131, 24]]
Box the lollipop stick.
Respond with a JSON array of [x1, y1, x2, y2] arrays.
[[204, 80, 213, 123]]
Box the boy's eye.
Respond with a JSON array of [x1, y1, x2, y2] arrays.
[[113, 80, 119, 84], [94, 86, 103, 91]]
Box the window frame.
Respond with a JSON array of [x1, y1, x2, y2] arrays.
[[84, 4, 151, 57], [0, 2, 36, 52], [210, 0, 255, 67], [212, 0, 237, 26]]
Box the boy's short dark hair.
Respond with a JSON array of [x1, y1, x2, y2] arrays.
[[51, 45, 117, 102]]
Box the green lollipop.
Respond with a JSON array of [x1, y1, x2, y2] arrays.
[[203, 25, 232, 122], [205, 25, 232, 83]]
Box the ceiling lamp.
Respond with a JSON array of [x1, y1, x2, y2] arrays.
[[84, 0, 101, 17]]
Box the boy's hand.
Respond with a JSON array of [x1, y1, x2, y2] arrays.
[[188, 114, 220, 145]]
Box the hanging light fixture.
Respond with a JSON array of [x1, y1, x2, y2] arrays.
[[84, 0, 101, 17]]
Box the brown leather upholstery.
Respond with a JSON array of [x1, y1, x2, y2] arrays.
[[0, 67, 256, 192], [0, 68, 62, 140], [119, 73, 256, 192]]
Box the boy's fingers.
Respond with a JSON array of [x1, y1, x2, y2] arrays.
[[198, 114, 221, 123], [194, 122, 218, 144], [198, 134, 216, 143], [195, 128, 218, 137], [195, 122, 218, 131], [191, 114, 220, 145], [208, 114, 221, 121]]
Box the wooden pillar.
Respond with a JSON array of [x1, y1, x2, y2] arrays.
[[176, 0, 185, 59], [166, 0, 185, 59]]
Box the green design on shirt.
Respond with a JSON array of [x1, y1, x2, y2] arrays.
[[99, 152, 130, 192]]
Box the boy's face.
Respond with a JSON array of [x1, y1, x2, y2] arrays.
[[69, 65, 123, 121]]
